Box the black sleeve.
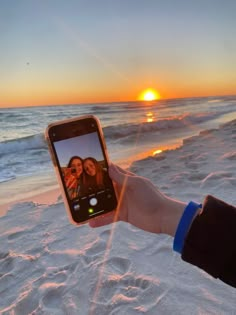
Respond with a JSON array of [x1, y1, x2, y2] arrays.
[[181, 195, 236, 288]]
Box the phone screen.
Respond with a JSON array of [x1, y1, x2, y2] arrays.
[[48, 117, 117, 224]]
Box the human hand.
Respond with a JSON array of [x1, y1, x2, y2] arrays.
[[89, 163, 186, 236], [62, 168, 77, 189]]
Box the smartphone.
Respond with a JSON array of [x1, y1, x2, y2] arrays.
[[45, 115, 117, 224]]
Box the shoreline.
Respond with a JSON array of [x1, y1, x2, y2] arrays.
[[0, 172, 59, 216], [1, 119, 235, 216], [0, 187, 60, 217]]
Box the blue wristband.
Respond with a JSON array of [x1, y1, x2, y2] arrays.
[[173, 201, 202, 254]]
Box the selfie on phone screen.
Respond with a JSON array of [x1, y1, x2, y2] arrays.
[[46, 116, 117, 224], [56, 133, 111, 199]]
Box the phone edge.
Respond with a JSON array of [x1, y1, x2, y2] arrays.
[[44, 115, 112, 226]]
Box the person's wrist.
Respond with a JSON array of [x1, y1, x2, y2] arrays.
[[160, 197, 187, 237]]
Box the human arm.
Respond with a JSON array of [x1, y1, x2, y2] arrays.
[[90, 164, 236, 288]]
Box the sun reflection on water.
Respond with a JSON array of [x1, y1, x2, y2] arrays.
[[153, 149, 163, 155], [146, 112, 155, 123]]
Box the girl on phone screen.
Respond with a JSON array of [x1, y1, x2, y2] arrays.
[[63, 156, 83, 199], [83, 157, 110, 193]]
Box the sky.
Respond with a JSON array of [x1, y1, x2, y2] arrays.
[[1, 0, 236, 107]]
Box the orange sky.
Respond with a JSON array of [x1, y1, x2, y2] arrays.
[[1, 79, 235, 108], [1, 1, 236, 108]]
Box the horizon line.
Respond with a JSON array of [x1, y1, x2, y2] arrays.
[[1, 93, 236, 109]]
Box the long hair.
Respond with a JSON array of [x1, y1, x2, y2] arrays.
[[83, 157, 104, 188], [65, 156, 83, 199], [67, 156, 83, 169]]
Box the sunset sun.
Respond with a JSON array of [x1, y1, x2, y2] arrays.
[[139, 89, 161, 101]]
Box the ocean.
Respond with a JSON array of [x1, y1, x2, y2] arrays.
[[1, 95, 236, 206]]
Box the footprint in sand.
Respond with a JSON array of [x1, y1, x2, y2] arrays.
[[98, 273, 153, 306], [7, 230, 26, 241], [0, 251, 9, 259], [31, 265, 72, 294], [41, 284, 65, 310], [105, 257, 131, 275], [82, 240, 107, 266], [45, 270, 67, 284], [0, 273, 15, 294], [201, 171, 232, 187], [91, 255, 169, 314], [100, 229, 112, 241], [0, 254, 15, 274], [86, 241, 107, 256], [220, 151, 236, 161], [188, 173, 208, 181]]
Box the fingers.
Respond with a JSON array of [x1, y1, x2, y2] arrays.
[[67, 180, 76, 190], [109, 163, 131, 186], [113, 164, 136, 176], [90, 163, 133, 229], [109, 163, 146, 194], [89, 210, 117, 228], [66, 176, 77, 189]]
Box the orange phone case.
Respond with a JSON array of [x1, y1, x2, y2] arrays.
[[45, 115, 112, 225]]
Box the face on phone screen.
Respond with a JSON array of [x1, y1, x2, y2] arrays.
[[48, 117, 117, 224]]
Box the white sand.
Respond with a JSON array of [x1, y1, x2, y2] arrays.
[[0, 120, 236, 314]]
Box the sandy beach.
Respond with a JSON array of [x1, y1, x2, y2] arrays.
[[0, 120, 236, 314]]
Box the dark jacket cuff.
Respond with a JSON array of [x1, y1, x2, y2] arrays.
[[181, 195, 236, 287]]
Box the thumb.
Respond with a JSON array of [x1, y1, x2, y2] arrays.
[[109, 163, 130, 187]]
